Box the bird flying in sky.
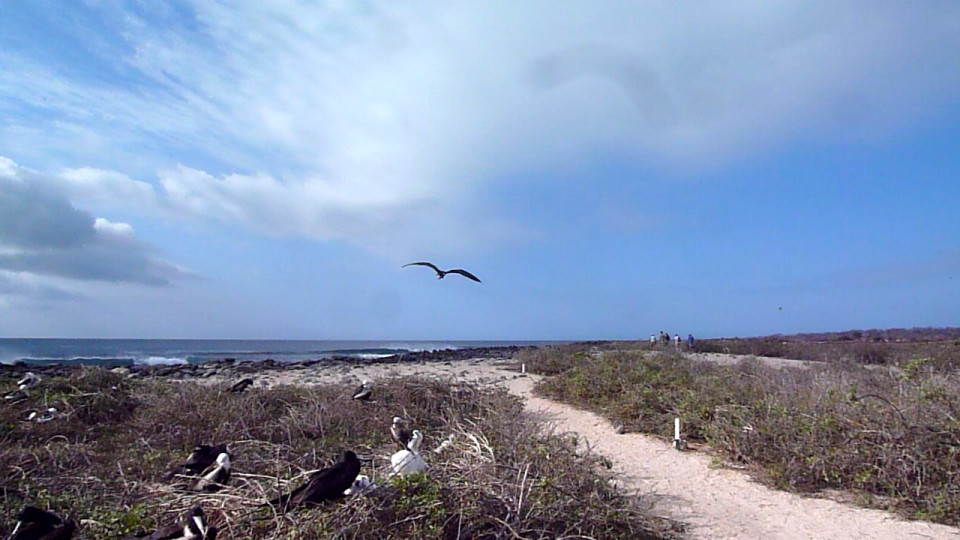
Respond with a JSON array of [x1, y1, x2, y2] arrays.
[[402, 262, 481, 283]]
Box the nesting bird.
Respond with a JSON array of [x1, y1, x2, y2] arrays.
[[432, 434, 456, 455], [343, 474, 377, 496], [27, 408, 58, 424], [163, 444, 229, 482], [390, 417, 412, 450], [352, 380, 372, 401], [127, 505, 217, 540], [3, 386, 30, 403], [193, 452, 231, 492], [227, 378, 254, 393], [390, 430, 428, 477], [7, 505, 75, 540], [17, 372, 41, 389], [265, 450, 361, 512]]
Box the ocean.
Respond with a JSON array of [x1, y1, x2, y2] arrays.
[[0, 338, 553, 367]]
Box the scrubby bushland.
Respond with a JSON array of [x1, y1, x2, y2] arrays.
[[692, 337, 960, 369], [528, 347, 960, 525], [0, 367, 679, 539]]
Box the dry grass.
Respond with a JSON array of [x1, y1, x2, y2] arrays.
[[0, 367, 679, 539], [692, 337, 960, 369], [523, 344, 960, 525]]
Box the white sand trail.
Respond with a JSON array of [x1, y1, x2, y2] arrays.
[[500, 371, 958, 540]]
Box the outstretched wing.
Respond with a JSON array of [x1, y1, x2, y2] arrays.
[[402, 261, 442, 275], [447, 269, 481, 283]]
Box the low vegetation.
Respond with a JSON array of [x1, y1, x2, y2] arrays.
[[692, 331, 960, 369], [0, 367, 679, 539], [522, 344, 960, 525]]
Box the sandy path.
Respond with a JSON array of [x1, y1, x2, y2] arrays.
[[242, 358, 959, 539], [500, 373, 959, 540]]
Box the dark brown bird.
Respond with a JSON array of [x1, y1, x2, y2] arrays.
[[402, 262, 481, 283], [227, 378, 254, 393], [352, 380, 372, 401], [7, 506, 75, 540], [264, 450, 361, 513], [125, 506, 216, 540], [162, 444, 229, 482], [390, 416, 412, 450]]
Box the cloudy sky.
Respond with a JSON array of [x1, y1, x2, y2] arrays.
[[1, 1, 958, 340]]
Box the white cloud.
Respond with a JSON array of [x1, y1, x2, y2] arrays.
[[59, 167, 157, 211], [1, 2, 958, 252], [93, 217, 134, 236], [0, 158, 190, 290]]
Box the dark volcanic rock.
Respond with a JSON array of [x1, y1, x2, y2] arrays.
[[0, 345, 538, 382]]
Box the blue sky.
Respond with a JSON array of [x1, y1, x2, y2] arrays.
[[1, 1, 958, 340]]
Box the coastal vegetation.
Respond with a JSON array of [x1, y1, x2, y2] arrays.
[[0, 367, 679, 539], [522, 339, 960, 525]]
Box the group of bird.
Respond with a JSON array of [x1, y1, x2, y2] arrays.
[[5, 375, 439, 539], [4, 372, 41, 403], [4, 372, 60, 425], [4, 259, 475, 539]]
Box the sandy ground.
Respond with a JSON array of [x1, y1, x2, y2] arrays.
[[233, 357, 959, 540]]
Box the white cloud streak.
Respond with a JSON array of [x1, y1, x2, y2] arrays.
[[1, 2, 958, 252]]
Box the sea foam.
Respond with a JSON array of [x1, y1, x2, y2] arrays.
[[136, 356, 188, 366]]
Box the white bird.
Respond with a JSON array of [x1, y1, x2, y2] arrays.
[[343, 474, 377, 496], [17, 372, 41, 389], [432, 434, 456, 454], [406, 429, 423, 453], [390, 430, 428, 477], [193, 452, 231, 492]]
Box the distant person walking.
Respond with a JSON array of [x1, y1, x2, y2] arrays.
[[650, 334, 656, 346], [674, 334, 681, 350], [687, 334, 695, 349]]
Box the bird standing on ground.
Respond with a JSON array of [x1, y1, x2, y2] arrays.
[[265, 450, 361, 512], [193, 452, 231, 492], [390, 417, 412, 450], [7, 506, 75, 540], [352, 380, 372, 401], [402, 262, 481, 283]]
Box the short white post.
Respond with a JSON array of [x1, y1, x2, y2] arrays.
[[673, 417, 686, 450], [521, 363, 526, 374]]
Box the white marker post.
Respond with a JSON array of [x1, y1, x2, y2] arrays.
[[673, 417, 684, 451], [521, 363, 526, 374]]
